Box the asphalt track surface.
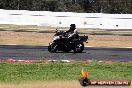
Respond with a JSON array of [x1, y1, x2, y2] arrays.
[[0, 45, 132, 61]]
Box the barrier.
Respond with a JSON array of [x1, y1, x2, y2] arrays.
[[0, 9, 132, 29]]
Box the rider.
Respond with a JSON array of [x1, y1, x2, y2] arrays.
[[65, 24, 79, 42]]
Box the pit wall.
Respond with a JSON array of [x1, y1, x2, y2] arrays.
[[0, 9, 132, 29]]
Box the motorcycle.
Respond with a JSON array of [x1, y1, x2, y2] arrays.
[[48, 29, 88, 53]]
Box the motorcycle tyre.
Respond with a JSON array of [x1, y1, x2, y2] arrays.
[[48, 43, 57, 53], [73, 43, 84, 53]]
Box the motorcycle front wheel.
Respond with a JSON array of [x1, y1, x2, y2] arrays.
[[48, 43, 57, 53], [73, 43, 84, 53]]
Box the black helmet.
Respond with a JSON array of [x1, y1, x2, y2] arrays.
[[70, 24, 76, 30]]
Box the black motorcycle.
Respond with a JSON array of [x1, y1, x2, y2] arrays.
[[48, 29, 88, 53]]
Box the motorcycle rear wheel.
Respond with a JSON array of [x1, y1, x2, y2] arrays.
[[73, 43, 84, 53], [48, 43, 57, 53]]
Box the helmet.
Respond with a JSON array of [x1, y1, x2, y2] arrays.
[[70, 24, 76, 30]]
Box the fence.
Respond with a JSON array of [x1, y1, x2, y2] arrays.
[[0, 9, 132, 29]]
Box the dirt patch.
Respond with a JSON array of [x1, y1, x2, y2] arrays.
[[0, 81, 131, 88], [0, 31, 53, 45], [0, 31, 132, 47]]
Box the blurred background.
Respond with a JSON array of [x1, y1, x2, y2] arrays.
[[0, 0, 132, 14]]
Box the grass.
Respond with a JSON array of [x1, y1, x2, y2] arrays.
[[0, 30, 132, 47], [0, 62, 131, 83], [0, 24, 67, 31], [1, 24, 132, 35]]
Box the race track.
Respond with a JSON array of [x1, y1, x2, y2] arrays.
[[0, 45, 132, 61]]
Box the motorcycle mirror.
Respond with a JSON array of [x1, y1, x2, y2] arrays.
[[56, 29, 58, 32]]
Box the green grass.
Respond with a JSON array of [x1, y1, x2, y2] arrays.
[[0, 62, 132, 83]]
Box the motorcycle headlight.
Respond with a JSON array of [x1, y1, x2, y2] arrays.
[[53, 36, 60, 40]]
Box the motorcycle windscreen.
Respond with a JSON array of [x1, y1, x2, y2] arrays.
[[79, 36, 88, 42]]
